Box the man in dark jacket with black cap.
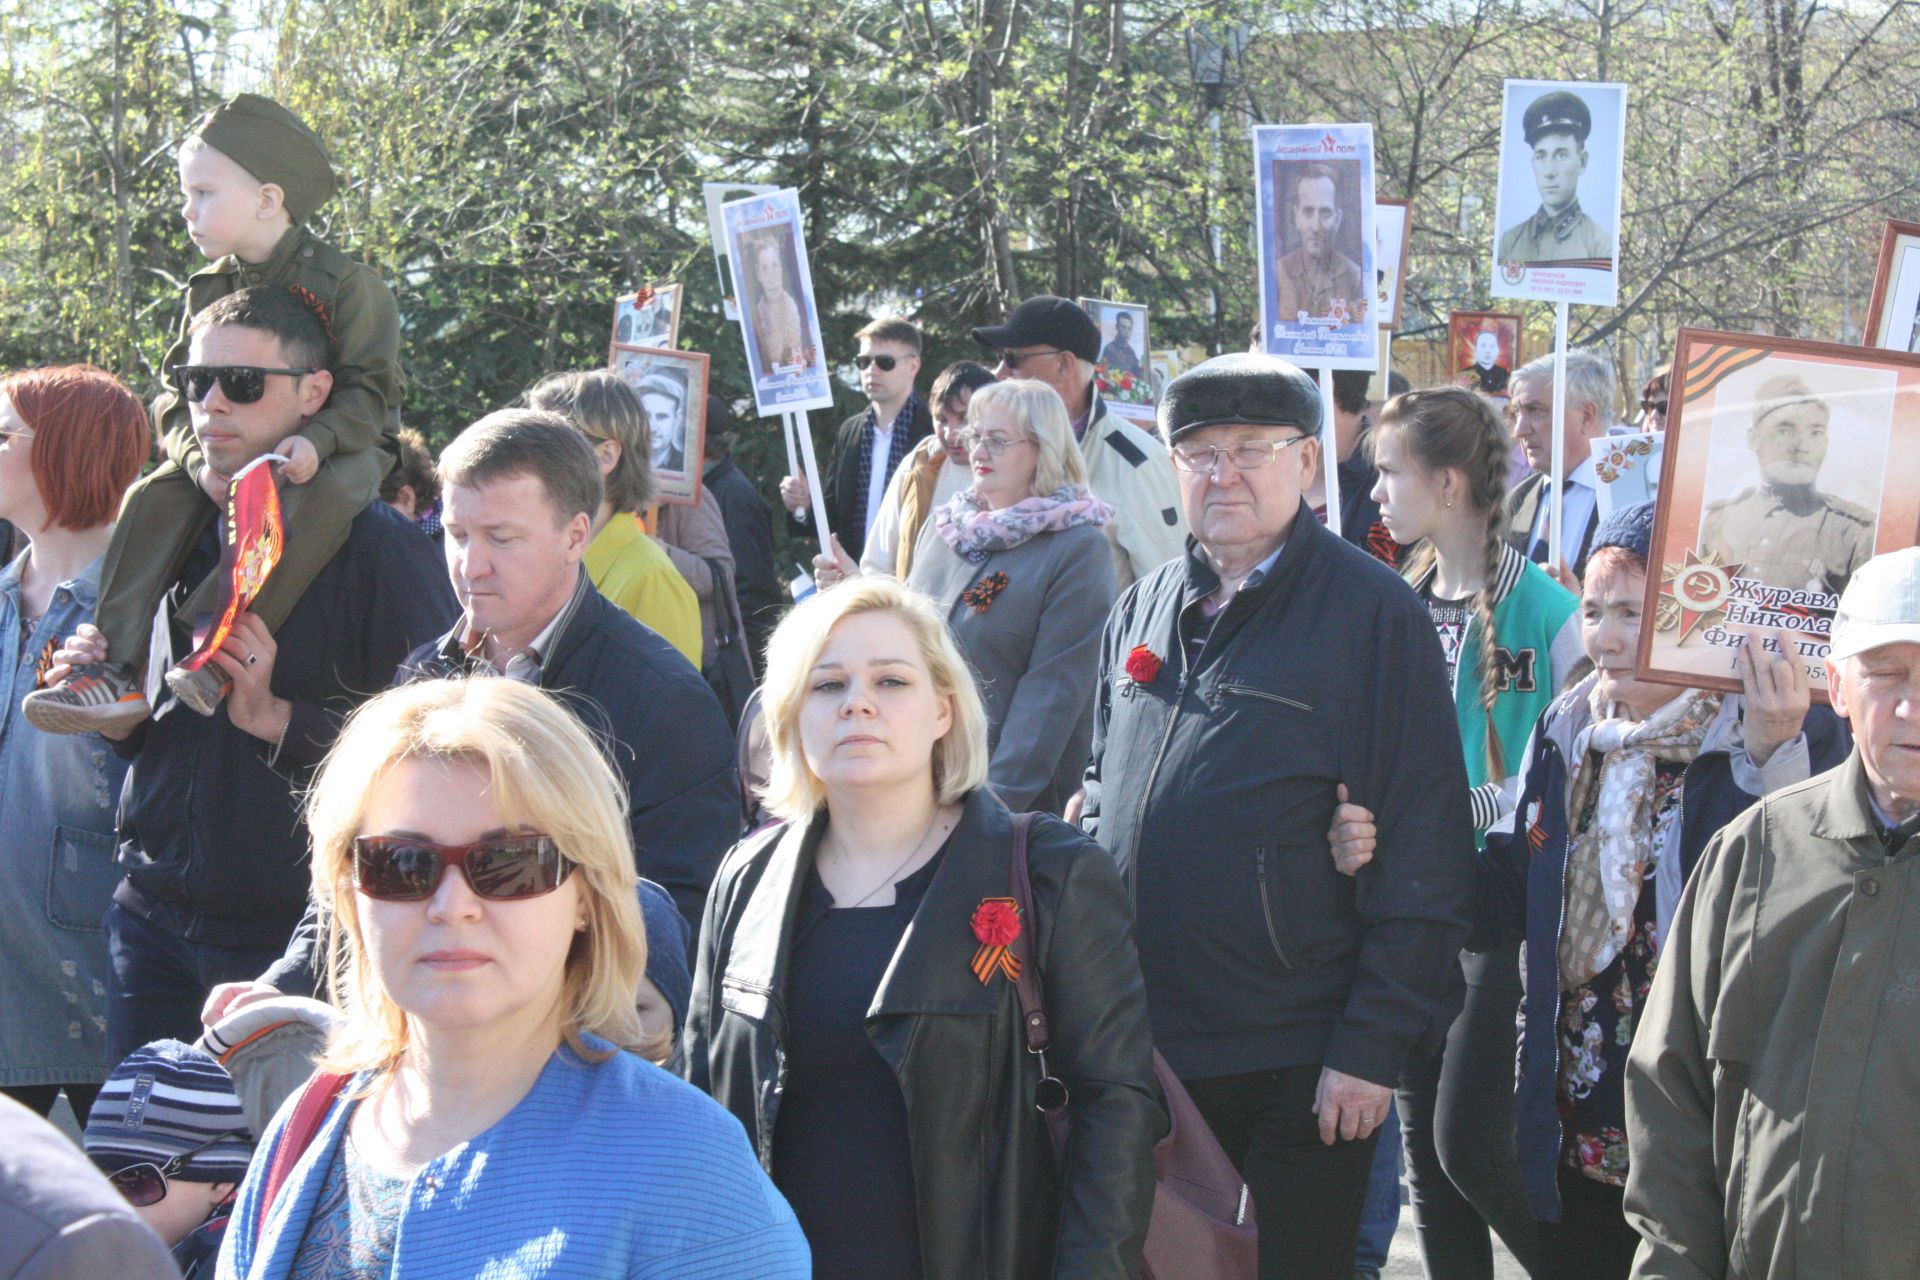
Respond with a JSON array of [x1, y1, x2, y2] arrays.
[[974, 295, 1186, 588], [1079, 353, 1475, 1280]]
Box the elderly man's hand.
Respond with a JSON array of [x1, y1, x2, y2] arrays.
[[1327, 784, 1377, 877], [1314, 1067, 1392, 1144], [1737, 629, 1809, 765]]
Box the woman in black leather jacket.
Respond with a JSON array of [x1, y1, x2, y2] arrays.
[[681, 575, 1162, 1279]]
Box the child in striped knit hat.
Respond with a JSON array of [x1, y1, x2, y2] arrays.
[[84, 1039, 256, 1278]]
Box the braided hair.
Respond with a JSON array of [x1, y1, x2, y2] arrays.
[[1373, 387, 1517, 782]]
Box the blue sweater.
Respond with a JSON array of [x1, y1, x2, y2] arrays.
[[217, 1038, 808, 1279]]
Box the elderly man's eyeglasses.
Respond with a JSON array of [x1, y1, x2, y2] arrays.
[[107, 1131, 250, 1207], [168, 365, 315, 405], [959, 429, 1028, 458], [853, 354, 901, 372], [352, 834, 575, 901], [996, 349, 1066, 370], [1170, 436, 1310, 473]]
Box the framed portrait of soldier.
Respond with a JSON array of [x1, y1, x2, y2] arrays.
[[610, 284, 682, 358], [1253, 122, 1378, 371], [609, 345, 711, 506], [1374, 198, 1413, 331], [1078, 297, 1153, 425], [1639, 329, 1920, 702], [1448, 311, 1522, 399], [1490, 79, 1627, 307], [704, 182, 777, 323], [1863, 219, 1920, 354], [721, 188, 834, 416]]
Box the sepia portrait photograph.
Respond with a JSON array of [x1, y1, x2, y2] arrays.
[[1448, 310, 1522, 397], [1253, 122, 1378, 371], [1491, 79, 1627, 307], [704, 181, 776, 322], [1640, 329, 1920, 701], [721, 187, 834, 415], [609, 344, 712, 505], [1863, 219, 1920, 354]]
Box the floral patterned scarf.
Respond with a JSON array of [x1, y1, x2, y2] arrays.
[[933, 484, 1113, 563], [1558, 684, 1723, 989]]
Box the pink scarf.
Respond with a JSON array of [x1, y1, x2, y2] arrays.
[[934, 484, 1114, 563]]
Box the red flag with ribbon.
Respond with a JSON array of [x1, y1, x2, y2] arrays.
[[176, 455, 286, 673]]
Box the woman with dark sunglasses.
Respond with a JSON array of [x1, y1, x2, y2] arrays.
[[0, 366, 150, 1127], [683, 576, 1161, 1280], [218, 677, 808, 1279]]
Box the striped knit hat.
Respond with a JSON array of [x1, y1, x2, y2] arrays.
[[84, 1040, 255, 1182]]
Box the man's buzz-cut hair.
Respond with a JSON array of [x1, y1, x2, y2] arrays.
[[438, 408, 604, 527], [854, 317, 923, 356], [187, 286, 331, 372]]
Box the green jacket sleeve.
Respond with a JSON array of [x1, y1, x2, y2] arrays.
[[296, 262, 401, 461], [1623, 824, 1746, 1280]]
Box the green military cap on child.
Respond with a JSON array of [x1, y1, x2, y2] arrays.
[[189, 93, 336, 224]]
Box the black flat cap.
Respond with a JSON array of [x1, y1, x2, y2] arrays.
[[1158, 353, 1323, 445], [971, 296, 1101, 363], [1522, 90, 1591, 146]]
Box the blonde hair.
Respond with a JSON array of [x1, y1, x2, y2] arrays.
[[967, 378, 1087, 498], [757, 577, 991, 821], [306, 678, 664, 1077], [526, 370, 657, 515]]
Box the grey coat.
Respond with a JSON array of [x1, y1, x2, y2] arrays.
[[0, 1094, 178, 1280], [908, 519, 1116, 815]]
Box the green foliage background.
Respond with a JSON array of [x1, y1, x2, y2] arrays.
[[2, 0, 1916, 560]]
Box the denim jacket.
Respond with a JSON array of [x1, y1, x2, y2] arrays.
[[0, 551, 126, 1085]]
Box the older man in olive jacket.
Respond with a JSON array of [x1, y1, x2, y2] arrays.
[[1624, 547, 1920, 1279]]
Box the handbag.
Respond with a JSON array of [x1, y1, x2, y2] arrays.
[[1007, 813, 1258, 1280], [699, 555, 756, 733]]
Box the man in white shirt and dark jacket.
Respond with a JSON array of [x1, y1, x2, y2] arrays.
[[1078, 353, 1475, 1280]]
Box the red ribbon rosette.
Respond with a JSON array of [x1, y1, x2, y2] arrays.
[[1124, 644, 1162, 686], [970, 897, 1022, 985]]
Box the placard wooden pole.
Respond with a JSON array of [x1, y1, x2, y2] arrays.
[[1549, 300, 1570, 577], [780, 408, 799, 479], [1318, 365, 1343, 533], [1380, 330, 1394, 403], [789, 409, 834, 559]]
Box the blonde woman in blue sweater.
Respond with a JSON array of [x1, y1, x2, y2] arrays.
[[218, 678, 806, 1279], [1366, 386, 1581, 1278]]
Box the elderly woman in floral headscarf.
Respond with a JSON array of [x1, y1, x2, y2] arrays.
[[1326, 500, 1852, 1279], [816, 378, 1115, 816]]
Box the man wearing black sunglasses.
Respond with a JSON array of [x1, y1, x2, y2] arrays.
[[780, 316, 931, 564], [45, 288, 458, 1065], [973, 295, 1188, 589]]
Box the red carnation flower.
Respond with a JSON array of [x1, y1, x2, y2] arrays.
[[971, 899, 1022, 949], [1125, 644, 1162, 686]]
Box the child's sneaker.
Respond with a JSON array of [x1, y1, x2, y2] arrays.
[[23, 662, 150, 735], [165, 663, 232, 717]]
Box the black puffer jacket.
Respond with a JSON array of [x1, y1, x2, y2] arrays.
[[682, 790, 1163, 1279]]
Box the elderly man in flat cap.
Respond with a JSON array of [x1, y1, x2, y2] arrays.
[[1497, 88, 1614, 267], [1078, 353, 1475, 1280], [1625, 547, 1920, 1278], [1699, 373, 1876, 597]]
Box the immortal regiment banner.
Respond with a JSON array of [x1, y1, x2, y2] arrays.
[[1591, 430, 1663, 517], [610, 345, 711, 505], [1253, 122, 1378, 370], [611, 284, 682, 354], [722, 188, 835, 417], [1640, 328, 1920, 702], [1374, 197, 1413, 331], [704, 182, 777, 321], [1491, 79, 1628, 307], [1448, 310, 1522, 399], [1079, 297, 1155, 426], [175, 456, 284, 678], [1864, 219, 1920, 353]]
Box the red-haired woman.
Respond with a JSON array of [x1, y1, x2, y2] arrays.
[[0, 366, 151, 1124]]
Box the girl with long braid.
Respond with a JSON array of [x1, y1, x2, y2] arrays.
[[1366, 386, 1582, 1278]]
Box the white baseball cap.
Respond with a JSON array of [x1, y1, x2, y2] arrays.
[[1830, 547, 1920, 660]]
